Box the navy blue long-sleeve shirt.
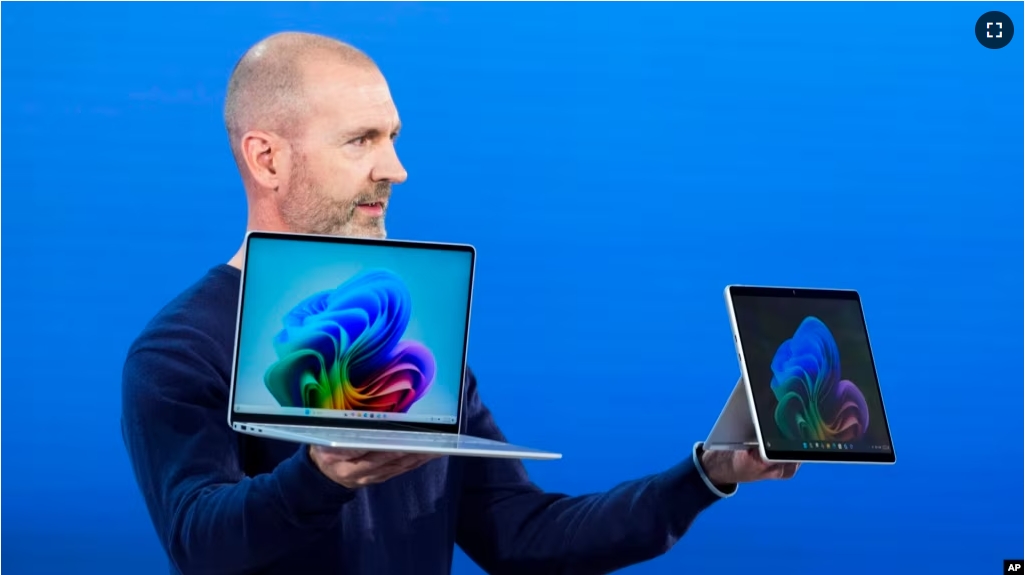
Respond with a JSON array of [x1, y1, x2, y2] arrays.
[[121, 264, 735, 575]]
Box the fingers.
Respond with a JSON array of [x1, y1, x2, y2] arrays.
[[756, 465, 783, 480], [342, 451, 411, 479], [362, 453, 437, 484], [331, 450, 439, 487], [762, 462, 800, 480], [738, 449, 800, 480], [312, 446, 373, 462], [780, 462, 800, 479], [317, 447, 439, 466], [355, 458, 431, 485], [348, 450, 413, 465]]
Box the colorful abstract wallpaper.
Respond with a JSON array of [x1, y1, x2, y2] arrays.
[[264, 269, 437, 414], [769, 316, 870, 443]]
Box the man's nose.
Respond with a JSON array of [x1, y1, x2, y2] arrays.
[[371, 143, 408, 184]]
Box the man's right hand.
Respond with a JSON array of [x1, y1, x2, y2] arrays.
[[309, 446, 438, 489]]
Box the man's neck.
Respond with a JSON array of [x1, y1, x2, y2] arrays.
[[228, 217, 286, 270], [227, 247, 245, 270]]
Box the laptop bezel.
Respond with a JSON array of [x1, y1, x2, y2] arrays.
[[227, 230, 476, 436], [726, 285, 897, 464]]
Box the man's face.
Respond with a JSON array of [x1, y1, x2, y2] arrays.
[[279, 61, 407, 238]]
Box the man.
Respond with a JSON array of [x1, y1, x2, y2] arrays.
[[121, 32, 798, 575]]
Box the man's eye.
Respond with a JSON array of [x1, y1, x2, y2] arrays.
[[350, 136, 369, 146]]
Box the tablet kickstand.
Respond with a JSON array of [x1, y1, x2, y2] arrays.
[[704, 377, 760, 451]]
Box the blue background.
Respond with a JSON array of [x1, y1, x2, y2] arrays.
[[236, 236, 472, 418], [3, 2, 1022, 574]]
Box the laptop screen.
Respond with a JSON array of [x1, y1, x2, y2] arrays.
[[231, 234, 473, 429]]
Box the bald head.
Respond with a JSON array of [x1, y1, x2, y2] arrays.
[[223, 32, 377, 167]]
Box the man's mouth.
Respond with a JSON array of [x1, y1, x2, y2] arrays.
[[356, 201, 386, 217]]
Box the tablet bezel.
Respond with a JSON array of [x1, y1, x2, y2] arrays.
[[725, 285, 896, 465]]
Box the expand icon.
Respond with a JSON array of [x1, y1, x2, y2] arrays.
[[976, 11, 1014, 49]]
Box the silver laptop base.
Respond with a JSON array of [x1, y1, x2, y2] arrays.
[[234, 422, 563, 460]]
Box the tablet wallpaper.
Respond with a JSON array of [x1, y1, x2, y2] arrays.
[[731, 295, 893, 453], [264, 269, 437, 413], [769, 316, 870, 443]]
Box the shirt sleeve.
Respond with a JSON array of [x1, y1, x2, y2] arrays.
[[121, 343, 355, 575], [455, 369, 729, 575]]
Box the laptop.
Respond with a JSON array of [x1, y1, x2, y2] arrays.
[[705, 285, 896, 465], [227, 231, 562, 461]]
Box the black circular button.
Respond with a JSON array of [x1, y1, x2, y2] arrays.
[[976, 11, 1014, 49]]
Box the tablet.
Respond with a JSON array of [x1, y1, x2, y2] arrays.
[[725, 286, 896, 464]]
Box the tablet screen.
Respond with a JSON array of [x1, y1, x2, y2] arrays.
[[729, 287, 895, 463]]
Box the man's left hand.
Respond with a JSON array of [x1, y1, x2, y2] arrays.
[[700, 447, 799, 486]]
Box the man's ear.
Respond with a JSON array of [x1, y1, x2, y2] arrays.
[[239, 130, 289, 190]]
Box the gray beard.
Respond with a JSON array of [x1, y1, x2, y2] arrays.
[[281, 177, 390, 238]]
